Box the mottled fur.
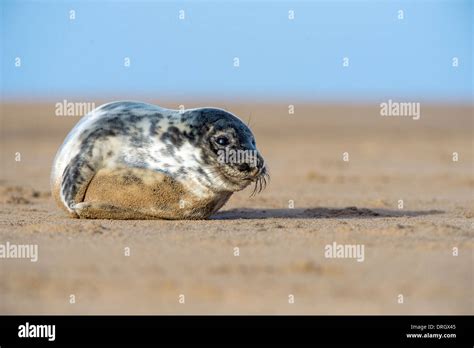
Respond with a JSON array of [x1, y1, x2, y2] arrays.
[[51, 101, 267, 219]]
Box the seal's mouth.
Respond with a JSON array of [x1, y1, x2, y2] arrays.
[[217, 163, 269, 195]]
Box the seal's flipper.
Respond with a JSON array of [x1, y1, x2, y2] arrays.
[[60, 156, 97, 216]]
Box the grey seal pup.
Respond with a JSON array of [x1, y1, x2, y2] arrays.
[[51, 101, 268, 219]]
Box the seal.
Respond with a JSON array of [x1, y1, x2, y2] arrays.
[[51, 101, 268, 219]]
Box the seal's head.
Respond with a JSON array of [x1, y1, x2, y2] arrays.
[[192, 108, 268, 193]]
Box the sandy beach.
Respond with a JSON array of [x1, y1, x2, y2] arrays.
[[0, 101, 472, 314]]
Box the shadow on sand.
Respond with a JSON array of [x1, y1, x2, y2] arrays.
[[212, 206, 444, 220]]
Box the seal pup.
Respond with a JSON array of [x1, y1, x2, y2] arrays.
[[51, 101, 268, 219]]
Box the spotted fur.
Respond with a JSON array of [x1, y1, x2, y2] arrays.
[[51, 101, 267, 219]]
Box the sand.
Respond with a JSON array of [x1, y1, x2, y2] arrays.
[[0, 101, 472, 314]]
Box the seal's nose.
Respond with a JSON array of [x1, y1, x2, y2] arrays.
[[249, 160, 265, 177], [238, 162, 260, 177], [238, 163, 251, 172], [237, 150, 264, 176]]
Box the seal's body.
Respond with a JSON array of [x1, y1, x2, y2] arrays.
[[51, 101, 267, 219]]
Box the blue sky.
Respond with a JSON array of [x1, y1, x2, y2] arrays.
[[1, 0, 472, 102]]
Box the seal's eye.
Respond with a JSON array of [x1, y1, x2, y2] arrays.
[[215, 136, 229, 146]]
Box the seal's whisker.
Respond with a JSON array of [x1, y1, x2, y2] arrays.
[[261, 175, 267, 191], [250, 180, 259, 197]]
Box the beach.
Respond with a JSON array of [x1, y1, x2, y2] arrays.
[[0, 101, 472, 314]]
